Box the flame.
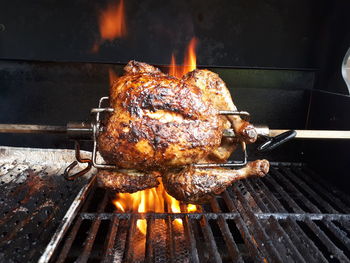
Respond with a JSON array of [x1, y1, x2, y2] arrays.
[[108, 68, 118, 86], [169, 37, 198, 78], [92, 0, 126, 52], [113, 179, 197, 235], [99, 0, 126, 40]]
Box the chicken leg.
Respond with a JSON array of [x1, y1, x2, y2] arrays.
[[163, 160, 269, 204]]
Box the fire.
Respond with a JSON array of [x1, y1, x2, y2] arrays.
[[99, 0, 126, 40], [113, 179, 197, 235], [169, 37, 198, 78], [92, 0, 126, 52], [108, 68, 118, 86]]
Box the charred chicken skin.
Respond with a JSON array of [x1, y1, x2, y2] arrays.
[[97, 61, 269, 203], [98, 63, 224, 170]]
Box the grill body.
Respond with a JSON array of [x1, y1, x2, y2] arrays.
[[1, 0, 350, 261]]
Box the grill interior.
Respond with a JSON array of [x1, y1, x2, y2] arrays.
[[49, 163, 350, 263]]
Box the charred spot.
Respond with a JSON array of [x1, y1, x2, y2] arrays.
[[126, 104, 142, 117], [152, 136, 169, 150]]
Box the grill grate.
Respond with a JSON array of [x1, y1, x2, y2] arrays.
[[0, 147, 93, 263], [48, 163, 350, 263]]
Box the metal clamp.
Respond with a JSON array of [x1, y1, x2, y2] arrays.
[[257, 130, 297, 152], [91, 97, 117, 169], [219, 110, 250, 121], [63, 140, 93, 180]]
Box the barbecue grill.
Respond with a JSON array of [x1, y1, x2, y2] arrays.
[[1, 0, 350, 262]]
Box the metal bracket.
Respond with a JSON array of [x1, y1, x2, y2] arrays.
[[63, 140, 92, 180]]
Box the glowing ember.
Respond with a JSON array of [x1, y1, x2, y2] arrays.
[[169, 37, 198, 78], [113, 179, 197, 234], [92, 0, 126, 52]]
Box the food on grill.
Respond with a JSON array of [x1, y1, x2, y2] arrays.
[[97, 169, 161, 192], [183, 69, 257, 144], [98, 61, 224, 170], [163, 160, 269, 203], [97, 60, 269, 203]]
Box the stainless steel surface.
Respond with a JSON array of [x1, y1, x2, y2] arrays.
[[38, 175, 97, 263], [0, 146, 96, 262]]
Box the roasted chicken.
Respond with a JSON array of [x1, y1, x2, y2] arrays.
[[98, 62, 224, 170], [97, 61, 269, 203]]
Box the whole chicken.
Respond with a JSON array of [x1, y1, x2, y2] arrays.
[[98, 61, 224, 170], [97, 61, 269, 203]]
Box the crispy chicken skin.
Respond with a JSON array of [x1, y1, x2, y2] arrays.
[[183, 69, 257, 144], [163, 160, 270, 204], [97, 169, 161, 193], [98, 61, 224, 170]]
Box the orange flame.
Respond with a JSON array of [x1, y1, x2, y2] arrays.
[[99, 0, 126, 40], [92, 0, 126, 52], [113, 180, 197, 235], [169, 37, 198, 78], [108, 68, 118, 86]]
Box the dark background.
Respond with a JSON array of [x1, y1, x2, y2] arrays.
[[0, 0, 349, 93], [0, 0, 349, 190]]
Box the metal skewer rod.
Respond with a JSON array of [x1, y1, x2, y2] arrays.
[[0, 124, 67, 134], [270, 129, 350, 139], [223, 128, 350, 139], [1, 123, 350, 140]]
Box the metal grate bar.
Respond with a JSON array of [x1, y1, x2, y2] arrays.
[[272, 167, 350, 253], [230, 185, 285, 262], [268, 168, 350, 262], [221, 191, 267, 262], [283, 218, 329, 263], [247, 176, 346, 262], [180, 204, 200, 263], [293, 167, 350, 213], [55, 186, 97, 263], [304, 217, 350, 262], [303, 167, 350, 208], [270, 167, 320, 213], [321, 219, 350, 250], [199, 216, 223, 263], [76, 191, 110, 263], [245, 178, 287, 213], [279, 167, 339, 213], [78, 211, 350, 221], [102, 214, 120, 262], [210, 198, 244, 262], [165, 202, 175, 263], [242, 180, 307, 263], [265, 170, 304, 213], [122, 216, 138, 263], [145, 216, 154, 263]]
